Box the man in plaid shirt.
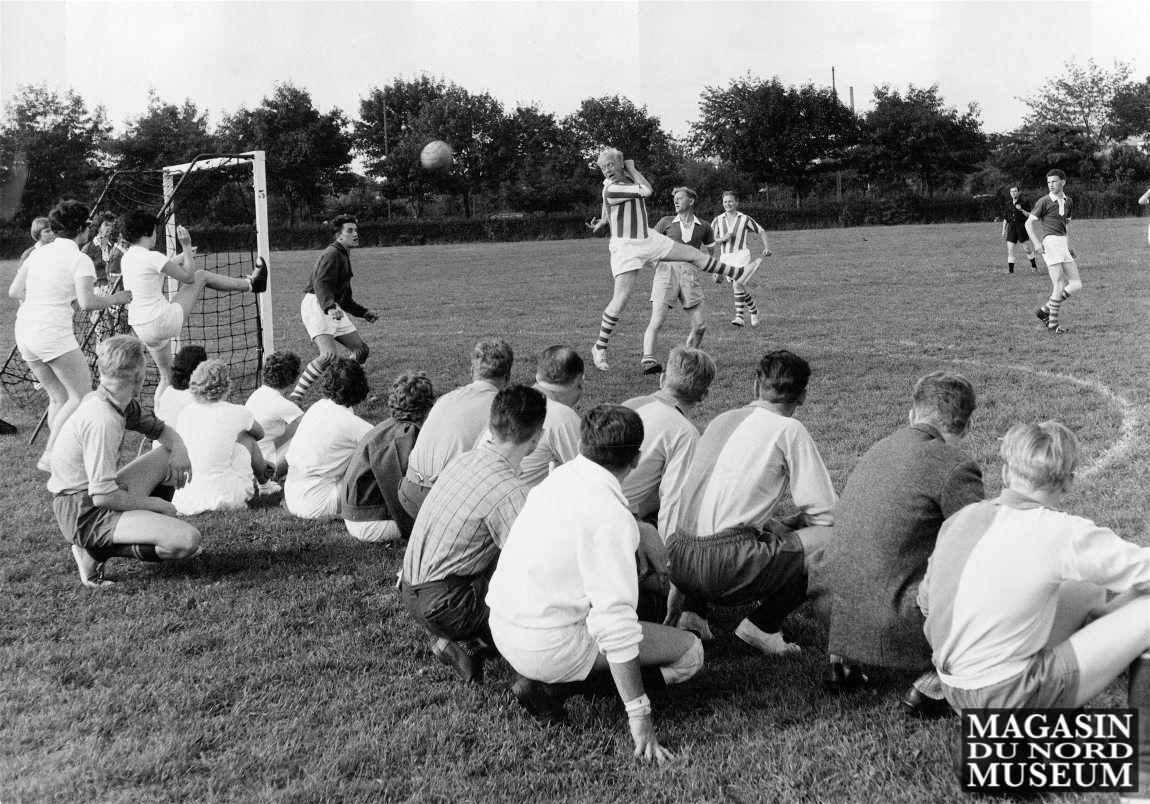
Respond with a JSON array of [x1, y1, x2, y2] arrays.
[[401, 384, 547, 683]]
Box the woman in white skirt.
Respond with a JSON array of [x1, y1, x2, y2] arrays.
[[284, 358, 372, 519], [9, 201, 132, 471], [172, 359, 271, 515]]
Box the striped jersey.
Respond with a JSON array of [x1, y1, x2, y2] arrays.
[[602, 179, 651, 240], [710, 212, 764, 254]]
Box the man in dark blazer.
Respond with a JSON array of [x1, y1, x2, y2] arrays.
[[822, 371, 983, 716]]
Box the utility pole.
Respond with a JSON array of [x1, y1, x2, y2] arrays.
[[383, 86, 392, 222]]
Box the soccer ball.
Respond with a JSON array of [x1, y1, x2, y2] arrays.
[[420, 140, 454, 172]]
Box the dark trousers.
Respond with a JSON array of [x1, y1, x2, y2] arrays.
[[397, 477, 432, 522], [669, 525, 813, 633], [401, 569, 493, 644]]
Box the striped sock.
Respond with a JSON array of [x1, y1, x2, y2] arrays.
[[1047, 297, 1062, 328], [290, 356, 331, 402], [734, 293, 747, 319], [702, 255, 740, 281], [745, 295, 759, 316], [595, 311, 619, 350]]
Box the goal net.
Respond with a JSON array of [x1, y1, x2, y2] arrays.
[[1, 151, 274, 437]]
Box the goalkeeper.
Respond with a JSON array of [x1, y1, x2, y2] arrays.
[[289, 215, 378, 403]]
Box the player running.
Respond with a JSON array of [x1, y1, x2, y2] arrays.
[[711, 191, 771, 328], [588, 149, 759, 372], [1025, 169, 1079, 334]]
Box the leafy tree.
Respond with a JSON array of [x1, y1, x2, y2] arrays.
[[0, 83, 111, 224], [989, 123, 1098, 187], [691, 76, 857, 203], [110, 91, 218, 171], [563, 96, 680, 195], [219, 82, 353, 225], [1108, 77, 1150, 141], [355, 75, 450, 178], [856, 84, 988, 196], [1020, 59, 1134, 142], [496, 105, 588, 212]]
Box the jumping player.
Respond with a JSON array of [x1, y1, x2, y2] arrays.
[[588, 149, 760, 372], [1001, 186, 1037, 274], [640, 187, 712, 375], [119, 209, 267, 408], [711, 191, 771, 328], [289, 215, 378, 402], [1025, 170, 1079, 333]]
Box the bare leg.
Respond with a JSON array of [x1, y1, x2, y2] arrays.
[[334, 331, 370, 364], [665, 241, 759, 285], [685, 303, 706, 348], [1070, 595, 1150, 706], [25, 358, 69, 469], [591, 621, 701, 674], [144, 341, 174, 410], [642, 302, 669, 368]]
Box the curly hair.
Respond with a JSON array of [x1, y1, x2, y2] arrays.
[[171, 345, 209, 391], [388, 371, 436, 423], [472, 338, 514, 382], [189, 359, 232, 402], [48, 200, 91, 238], [323, 357, 370, 407], [262, 351, 302, 391]]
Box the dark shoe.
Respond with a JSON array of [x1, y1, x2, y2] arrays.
[[824, 661, 870, 695], [248, 257, 269, 293], [901, 686, 955, 719], [511, 674, 567, 724], [641, 359, 663, 376], [432, 639, 484, 684], [1035, 307, 1049, 322]]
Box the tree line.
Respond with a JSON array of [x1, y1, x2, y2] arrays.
[[1, 59, 1147, 229]]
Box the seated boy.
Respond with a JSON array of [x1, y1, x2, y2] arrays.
[[47, 335, 202, 587], [667, 349, 837, 651], [401, 384, 546, 682], [921, 421, 1149, 782]]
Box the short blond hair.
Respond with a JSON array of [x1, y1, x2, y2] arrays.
[[597, 147, 623, 165], [30, 217, 51, 240], [1000, 421, 1079, 491], [664, 346, 715, 405], [96, 335, 146, 381]]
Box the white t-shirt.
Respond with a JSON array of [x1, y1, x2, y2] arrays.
[[156, 387, 193, 430], [15, 239, 97, 331], [245, 385, 304, 463], [284, 398, 373, 518], [121, 245, 171, 326], [171, 399, 257, 514]]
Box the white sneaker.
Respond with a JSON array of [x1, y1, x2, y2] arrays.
[[731, 315, 745, 327], [676, 611, 714, 641], [257, 480, 282, 497], [735, 618, 801, 656], [591, 346, 610, 371], [749, 313, 759, 327]]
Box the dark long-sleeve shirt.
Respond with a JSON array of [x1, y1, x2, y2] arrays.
[[304, 242, 368, 318], [341, 418, 420, 536]]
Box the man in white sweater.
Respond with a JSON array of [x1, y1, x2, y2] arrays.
[[487, 405, 703, 765]]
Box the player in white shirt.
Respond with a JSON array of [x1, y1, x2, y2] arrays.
[[711, 191, 771, 328], [9, 201, 132, 471], [118, 209, 268, 409]]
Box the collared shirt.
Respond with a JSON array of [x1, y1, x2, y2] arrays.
[[48, 386, 167, 496], [653, 214, 714, 251], [406, 379, 500, 486], [486, 454, 643, 664], [475, 393, 580, 487], [920, 489, 1150, 691], [304, 241, 367, 317], [1030, 193, 1072, 238], [602, 177, 651, 240], [403, 442, 530, 585], [711, 211, 764, 254], [1002, 196, 1030, 226], [677, 402, 837, 535], [673, 213, 699, 243], [620, 393, 700, 541]]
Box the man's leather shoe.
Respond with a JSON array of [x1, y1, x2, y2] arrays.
[[824, 661, 870, 694], [901, 686, 955, 719], [511, 674, 568, 725], [433, 639, 484, 684]]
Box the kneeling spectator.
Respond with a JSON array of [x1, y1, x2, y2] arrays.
[[401, 384, 545, 681], [823, 371, 983, 716], [245, 351, 304, 483], [284, 358, 372, 519], [172, 360, 271, 515], [921, 422, 1150, 728], [156, 344, 207, 427], [487, 405, 702, 765], [342, 371, 436, 543], [48, 335, 201, 587]]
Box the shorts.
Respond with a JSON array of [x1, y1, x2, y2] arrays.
[[1005, 223, 1030, 244], [345, 519, 401, 543], [942, 641, 1080, 711], [301, 293, 357, 339], [132, 303, 185, 349], [15, 318, 80, 363], [1041, 235, 1074, 266], [609, 230, 676, 277], [651, 262, 704, 309], [489, 613, 600, 683], [52, 492, 122, 561]]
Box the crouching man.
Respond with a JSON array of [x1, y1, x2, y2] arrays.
[[401, 385, 546, 683], [48, 334, 201, 587], [487, 404, 703, 766]]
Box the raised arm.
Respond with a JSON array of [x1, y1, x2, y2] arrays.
[[1139, 187, 1150, 206], [623, 160, 653, 196], [159, 226, 198, 283]]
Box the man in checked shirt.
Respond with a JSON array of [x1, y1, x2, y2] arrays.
[[400, 384, 547, 683]]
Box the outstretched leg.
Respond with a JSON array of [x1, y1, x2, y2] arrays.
[[335, 331, 370, 365], [665, 242, 761, 286]]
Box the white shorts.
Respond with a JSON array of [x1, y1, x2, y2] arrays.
[[14, 318, 80, 363], [132, 303, 185, 349], [489, 614, 600, 683], [1041, 235, 1074, 266], [344, 519, 401, 543], [301, 293, 357, 339], [609, 230, 677, 277]]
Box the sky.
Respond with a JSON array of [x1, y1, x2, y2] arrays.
[[2, 0, 1148, 141]]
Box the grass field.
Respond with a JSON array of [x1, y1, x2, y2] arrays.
[[2, 218, 1149, 803]]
